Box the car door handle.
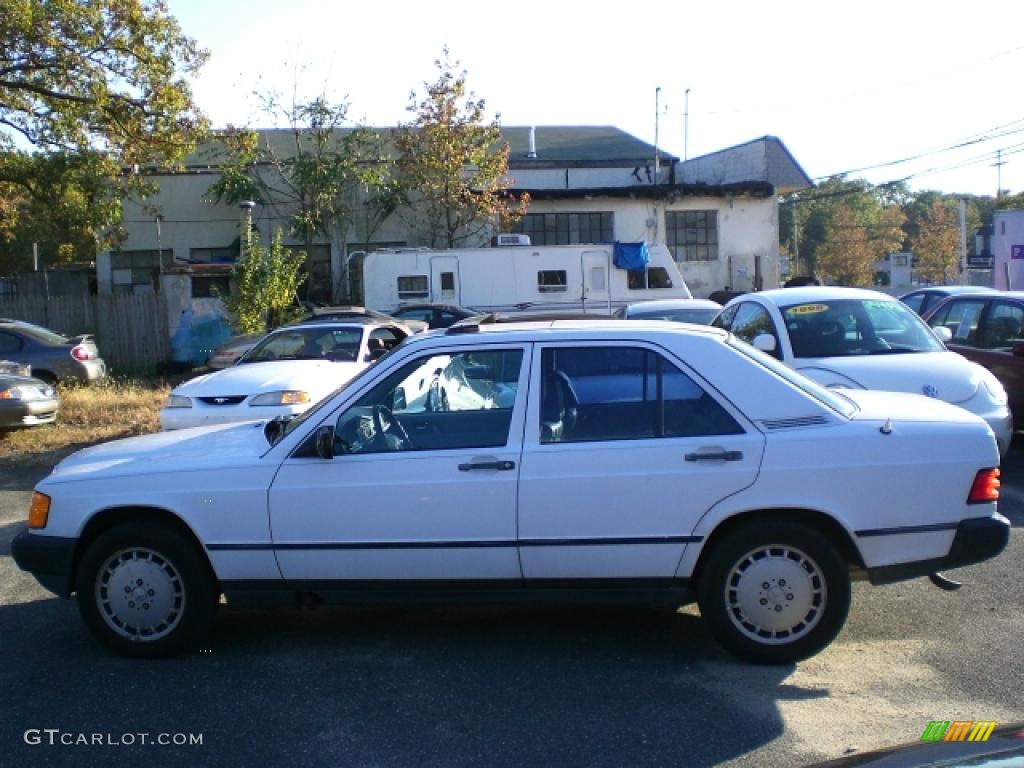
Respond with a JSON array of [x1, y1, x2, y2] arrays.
[[458, 460, 516, 471], [684, 450, 743, 462]]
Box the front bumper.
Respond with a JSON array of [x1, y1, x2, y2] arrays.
[[866, 514, 1011, 585], [11, 529, 78, 598], [0, 399, 58, 428]]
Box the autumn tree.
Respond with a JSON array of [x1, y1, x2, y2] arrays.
[[223, 227, 306, 333], [207, 94, 396, 302], [0, 0, 208, 269], [393, 48, 528, 248], [911, 200, 961, 284]]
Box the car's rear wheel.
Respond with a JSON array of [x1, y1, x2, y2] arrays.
[[76, 522, 217, 657], [697, 520, 850, 664]]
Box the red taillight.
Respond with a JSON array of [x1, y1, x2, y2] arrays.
[[968, 468, 1000, 504], [70, 345, 90, 361]]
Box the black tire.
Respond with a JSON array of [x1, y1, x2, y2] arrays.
[[76, 522, 217, 658], [696, 520, 850, 664]]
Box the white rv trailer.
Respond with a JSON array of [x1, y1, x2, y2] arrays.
[[357, 239, 693, 315]]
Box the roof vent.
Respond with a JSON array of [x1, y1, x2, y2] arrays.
[[527, 126, 538, 159], [491, 233, 531, 247]]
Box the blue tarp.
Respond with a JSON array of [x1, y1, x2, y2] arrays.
[[613, 241, 649, 270]]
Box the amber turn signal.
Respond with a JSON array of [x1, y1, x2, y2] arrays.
[[28, 491, 51, 529]]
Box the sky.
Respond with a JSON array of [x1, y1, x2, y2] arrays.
[[166, 0, 1024, 197]]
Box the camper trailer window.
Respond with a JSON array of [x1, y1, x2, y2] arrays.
[[537, 270, 568, 293], [440, 271, 455, 297], [397, 275, 429, 299], [627, 267, 674, 290]]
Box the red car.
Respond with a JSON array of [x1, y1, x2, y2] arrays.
[[921, 290, 1024, 427]]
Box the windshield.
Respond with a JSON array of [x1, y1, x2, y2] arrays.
[[727, 336, 857, 417], [241, 326, 364, 364], [780, 298, 944, 358]]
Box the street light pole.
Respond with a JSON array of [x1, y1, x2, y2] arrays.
[[684, 88, 691, 161], [238, 200, 256, 260]]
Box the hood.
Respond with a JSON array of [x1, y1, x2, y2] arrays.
[[44, 420, 273, 482], [841, 389, 987, 426], [794, 351, 980, 404], [173, 360, 367, 397]]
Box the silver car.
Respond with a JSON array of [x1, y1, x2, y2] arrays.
[[0, 320, 106, 384]]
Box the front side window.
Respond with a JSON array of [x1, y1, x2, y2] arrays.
[[927, 299, 985, 345], [728, 303, 779, 356], [397, 275, 429, 300], [334, 348, 524, 454], [242, 327, 364, 363], [540, 346, 742, 444]]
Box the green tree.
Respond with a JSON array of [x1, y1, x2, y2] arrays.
[[207, 94, 396, 302], [393, 48, 528, 248], [223, 227, 306, 333], [0, 0, 208, 269], [911, 200, 961, 284]]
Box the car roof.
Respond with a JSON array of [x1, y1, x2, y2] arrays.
[[740, 286, 897, 305], [900, 285, 990, 297], [624, 298, 722, 310], [435, 317, 730, 347]]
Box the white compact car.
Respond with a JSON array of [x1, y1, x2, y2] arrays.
[[161, 320, 409, 430], [713, 287, 1014, 455], [14, 318, 1008, 663]]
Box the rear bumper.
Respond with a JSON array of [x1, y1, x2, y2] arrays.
[[11, 529, 77, 598], [867, 514, 1011, 585]]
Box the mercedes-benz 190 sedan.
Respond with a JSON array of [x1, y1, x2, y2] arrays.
[[13, 319, 1008, 663]]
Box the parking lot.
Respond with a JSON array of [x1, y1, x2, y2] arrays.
[[1, 443, 1021, 768]]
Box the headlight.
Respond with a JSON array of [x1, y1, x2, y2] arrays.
[[980, 372, 1008, 406], [0, 385, 49, 401], [165, 394, 193, 408], [249, 390, 310, 406]]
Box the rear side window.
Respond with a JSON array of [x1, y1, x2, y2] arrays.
[[0, 332, 22, 354], [540, 347, 742, 444]]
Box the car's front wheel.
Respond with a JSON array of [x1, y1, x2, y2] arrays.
[[697, 520, 850, 664], [76, 522, 217, 657]]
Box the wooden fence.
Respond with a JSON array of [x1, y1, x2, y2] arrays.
[[0, 293, 171, 375]]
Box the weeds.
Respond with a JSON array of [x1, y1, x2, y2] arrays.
[[0, 377, 170, 466]]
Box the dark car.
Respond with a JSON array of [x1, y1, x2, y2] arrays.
[[0, 372, 58, 428], [0, 319, 106, 384], [389, 303, 477, 329], [300, 306, 429, 334], [921, 290, 1024, 426], [898, 285, 990, 317]]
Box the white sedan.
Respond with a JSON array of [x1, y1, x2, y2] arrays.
[[712, 287, 1014, 455], [13, 319, 1008, 663], [160, 321, 408, 430]]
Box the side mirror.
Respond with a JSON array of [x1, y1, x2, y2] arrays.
[[752, 333, 777, 353], [932, 325, 953, 342], [315, 425, 335, 460], [391, 387, 407, 411]]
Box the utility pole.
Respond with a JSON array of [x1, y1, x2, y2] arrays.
[[684, 88, 691, 161], [993, 149, 1006, 199], [654, 86, 661, 181], [959, 198, 967, 284]]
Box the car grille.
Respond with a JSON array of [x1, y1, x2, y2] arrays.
[[197, 395, 247, 406]]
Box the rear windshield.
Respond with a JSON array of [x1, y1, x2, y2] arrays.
[[15, 323, 69, 345]]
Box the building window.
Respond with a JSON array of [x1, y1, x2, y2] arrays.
[[284, 244, 332, 305], [191, 274, 231, 298], [627, 267, 674, 290], [397, 275, 429, 299], [110, 249, 173, 294], [666, 210, 718, 262], [513, 212, 614, 245], [189, 246, 237, 264], [538, 270, 568, 292]]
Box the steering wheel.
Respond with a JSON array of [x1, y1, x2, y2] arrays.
[[372, 404, 412, 449]]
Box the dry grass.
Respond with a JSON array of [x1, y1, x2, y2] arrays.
[[0, 377, 170, 466]]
